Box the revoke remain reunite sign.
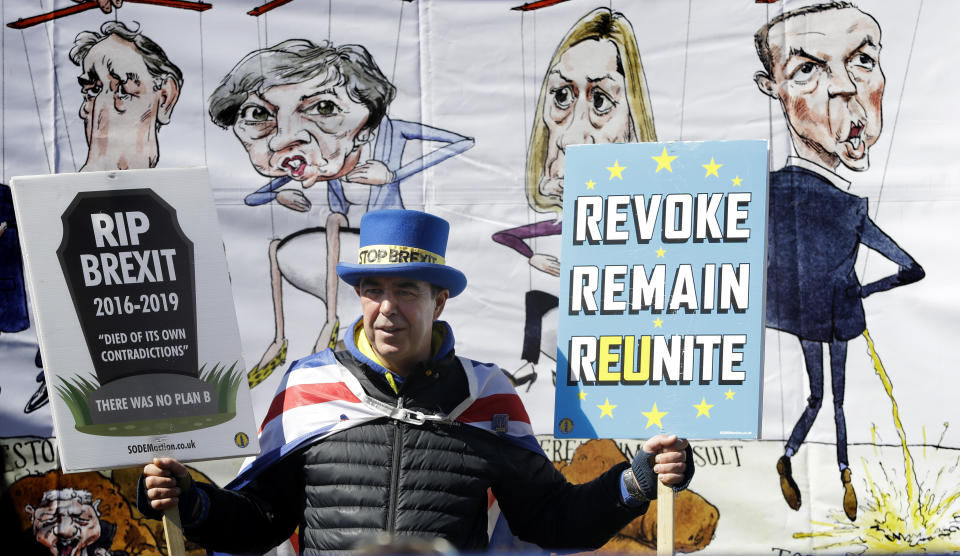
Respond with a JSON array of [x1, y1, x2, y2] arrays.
[[554, 141, 768, 440]]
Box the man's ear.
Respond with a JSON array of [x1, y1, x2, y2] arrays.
[[433, 289, 449, 320], [157, 76, 181, 126], [754, 71, 778, 99]]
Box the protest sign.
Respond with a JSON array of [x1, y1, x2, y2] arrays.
[[10, 168, 259, 472], [555, 141, 767, 440]]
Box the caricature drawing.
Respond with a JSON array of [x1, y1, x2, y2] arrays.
[[208, 40, 474, 386], [754, 1, 924, 521], [493, 7, 656, 389], [69, 21, 182, 172]]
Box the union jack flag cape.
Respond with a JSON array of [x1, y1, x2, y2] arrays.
[[219, 348, 543, 554]]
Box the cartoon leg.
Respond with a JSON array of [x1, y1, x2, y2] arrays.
[[777, 338, 824, 511], [248, 238, 288, 388], [829, 339, 856, 520], [314, 212, 347, 353], [504, 290, 558, 391]]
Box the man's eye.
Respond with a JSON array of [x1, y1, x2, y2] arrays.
[[551, 86, 574, 110], [307, 100, 339, 116], [792, 61, 819, 83], [82, 84, 102, 99], [590, 90, 615, 115], [849, 53, 876, 71], [116, 83, 133, 101], [239, 105, 273, 122]]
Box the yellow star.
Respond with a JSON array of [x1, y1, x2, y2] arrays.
[[586, 179, 596, 190], [653, 317, 663, 328], [731, 175, 742, 187], [702, 157, 722, 178], [694, 397, 714, 418], [724, 389, 735, 400], [578, 390, 588, 401], [642, 403, 667, 429], [651, 147, 678, 173], [655, 247, 666, 258], [598, 398, 617, 418], [607, 160, 626, 180]]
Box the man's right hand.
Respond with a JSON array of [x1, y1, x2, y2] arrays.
[[276, 190, 311, 212], [143, 457, 192, 511]]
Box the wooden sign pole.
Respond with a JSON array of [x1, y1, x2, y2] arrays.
[[161, 474, 192, 556], [162, 509, 186, 556], [656, 481, 675, 556]]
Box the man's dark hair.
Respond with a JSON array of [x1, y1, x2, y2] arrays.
[[69, 21, 183, 90], [208, 39, 396, 132], [754, 2, 856, 76]]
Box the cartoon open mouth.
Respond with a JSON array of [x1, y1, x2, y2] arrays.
[[57, 537, 79, 556], [846, 122, 864, 151], [281, 155, 307, 179]]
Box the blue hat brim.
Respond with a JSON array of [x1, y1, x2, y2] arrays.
[[337, 262, 467, 297]]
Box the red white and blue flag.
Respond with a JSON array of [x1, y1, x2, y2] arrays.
[[228, 350, 539, 492]]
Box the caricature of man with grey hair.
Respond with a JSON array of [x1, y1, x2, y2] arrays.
[[70, 21, 182, 171]]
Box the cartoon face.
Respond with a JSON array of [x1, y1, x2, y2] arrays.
[[355, 276, 447, 374], [232, 72, 373, 188], [542, 39, 635, 194], [26, 497, 102, 556], [758, 8, 884, 171], [78, 34, 179, 171]]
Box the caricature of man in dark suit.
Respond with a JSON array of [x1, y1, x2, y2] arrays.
[[754, 2, 924, 521]]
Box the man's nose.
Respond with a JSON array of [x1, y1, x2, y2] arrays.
[[827, 66, 857, 97], [55, 518, 75, 537], [558, 97, 598, 148], [379, 295, 397, 316], [268, 112, 311, 152]]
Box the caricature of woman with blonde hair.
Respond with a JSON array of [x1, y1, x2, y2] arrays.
[[493, 7, 656, 388]]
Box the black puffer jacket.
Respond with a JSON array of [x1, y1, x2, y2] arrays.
[[169, 338, 645, 553]]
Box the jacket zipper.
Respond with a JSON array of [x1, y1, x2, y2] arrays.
[[387, 396, 404, 534]]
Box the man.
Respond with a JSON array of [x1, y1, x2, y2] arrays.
[[754, 2, 924, 521], [138, 209, 693, 553], [69, 21, 182, 172], [208, 40, 473, 385]]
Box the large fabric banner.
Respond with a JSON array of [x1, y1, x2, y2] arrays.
[[1, 0, 957, 553]]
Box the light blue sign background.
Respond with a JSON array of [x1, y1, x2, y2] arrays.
[[555, 140, 768, 439]]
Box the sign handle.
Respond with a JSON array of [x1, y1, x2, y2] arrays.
[[162, 508, 186, 556], [656, 480, 675, 556], [162, 474, 192, 556]]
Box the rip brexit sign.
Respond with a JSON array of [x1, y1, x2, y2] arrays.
[[57, 189, 217, 428]]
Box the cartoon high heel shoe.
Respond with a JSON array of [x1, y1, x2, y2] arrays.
[[314, 317, 340, 354], [25, 370, 49, 413], [503, 361, 537, 393], [247, 338, 288, 388]]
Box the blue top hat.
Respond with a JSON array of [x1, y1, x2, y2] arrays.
[[336, 209, 467, 297]]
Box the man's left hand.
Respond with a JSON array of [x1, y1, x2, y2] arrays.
[[640, 434, 689, 486]]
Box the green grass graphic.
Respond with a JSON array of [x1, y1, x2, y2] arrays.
[[56, 374, 99, 426]]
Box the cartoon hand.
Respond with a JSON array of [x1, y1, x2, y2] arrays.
[[345, 160, 395, 185], [143, 457, 193, 511], [276, 189, 311, 212], [95, 0, 123, 13], [538, 175, 563, 202], [529, 253, 560, 276]]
